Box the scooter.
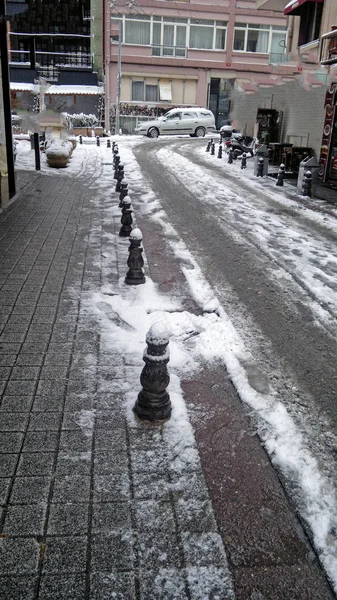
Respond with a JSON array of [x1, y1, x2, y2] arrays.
[[225, 134, 256, 159]]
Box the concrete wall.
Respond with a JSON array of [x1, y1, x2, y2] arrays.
[[231, 79, 326, 157]]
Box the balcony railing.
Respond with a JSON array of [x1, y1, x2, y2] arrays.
[[9, 50, 93, 81], [152, 45, 187, 58], [320, 29, 337, 65]]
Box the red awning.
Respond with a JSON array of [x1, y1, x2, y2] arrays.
[[284, 0, 324, 15]]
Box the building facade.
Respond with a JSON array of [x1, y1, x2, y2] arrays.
[[104, 0, 295, 133]]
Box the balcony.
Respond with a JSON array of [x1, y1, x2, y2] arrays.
[[9, 50, 94, 81], [151, 45, 187, 58], [320, 29, 337, 66]]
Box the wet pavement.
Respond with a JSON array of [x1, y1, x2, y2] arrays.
[[0, 146, 335, 599]]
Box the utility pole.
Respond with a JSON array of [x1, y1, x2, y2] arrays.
[[0, 0, 16, 201], [115, 20, 122, 135]]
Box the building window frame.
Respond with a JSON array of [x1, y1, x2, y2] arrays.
[[233, 22, 287, 54]]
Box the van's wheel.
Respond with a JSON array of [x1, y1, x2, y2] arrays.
[[147, 127, 159, 138], [195, 127, 206, 138]]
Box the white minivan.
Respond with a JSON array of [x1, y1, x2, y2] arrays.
[[134, 107, 215, 138]]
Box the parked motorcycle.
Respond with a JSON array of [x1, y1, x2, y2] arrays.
[[225, 134, 256, 159]]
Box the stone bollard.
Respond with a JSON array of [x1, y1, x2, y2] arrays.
[[217, 145, 223, 159], [125, 228, 146, 285], [114, 162, 124, 180], [256, 157, 264, 177], [206, 140, 212, 152], [134, 321, 171, 421], [119, 196, 133, 237], [228, 148, 233, 164], [115, 166, 125, 191], [210, 143, 215, 156], [276, 163, 285, 187], [302, 170, 312, 197], [79, 135, 83, 145], [241, 152, 247, 169], [119, 181, 128, 206], [107, 139, 111, 148], [96, 136, 100, 146]]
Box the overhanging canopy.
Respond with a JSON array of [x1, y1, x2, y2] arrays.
[[284, 0, 324, 15]]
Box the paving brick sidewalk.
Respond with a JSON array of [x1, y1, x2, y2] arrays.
[[0, 168, 236, 600], [0, 159, 334, 600]]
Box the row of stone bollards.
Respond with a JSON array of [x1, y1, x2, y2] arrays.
[[111, 141, 171, 422], [205, 138, 313, 197]]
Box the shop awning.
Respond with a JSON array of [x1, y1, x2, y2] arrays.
[[284, 0, 324, 16]]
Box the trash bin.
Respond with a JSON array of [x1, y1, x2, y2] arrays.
[[254, 144, 269, 176], [297, 156, 319, 195]]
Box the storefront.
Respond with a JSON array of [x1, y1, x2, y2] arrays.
[[318, 82, 337, 182]]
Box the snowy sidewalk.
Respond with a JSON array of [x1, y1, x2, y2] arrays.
[[0, 140, 334, 599]]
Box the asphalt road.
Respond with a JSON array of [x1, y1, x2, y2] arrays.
[[133, 137, 337, 489]]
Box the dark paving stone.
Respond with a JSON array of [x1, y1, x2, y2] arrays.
[[182, 532, 227, 567], [52, 475, 91, 503], [40, 366, 69, 380], [17, 453, 55, 477], [93, 450, 128, 475], [3, 504, 47, 536], [55, 451, 92, 476], [0, 343, 22, 354], [39, 573, 86, 600], [0, 453, 18, 477], [48, 503, 89, 535], [0, 354, 16, 366], [5, 380, 37, 396], [15, 354, 44, 366], [11, 366, 40, 380], [0, 477, 11, 504], [90, 571, 136, 600], [36, 380, 67, 397], [132, 472, 171, 501], [10, 476, 51, 504], [93, 473, 130, 503], [186, 566, 235, 600], [43, 537, 87, 574], [28, 413, 62, 431], [22, 431, 59, 453], [63, 393, 95, 412], [0, 413, 29, 432], [139, 568, 188, 600], [175, 499, 217, 533], [0, 366, 11, 380], [137, 530, 182, 570], [0, 537, 40, 574], [31, 396, 64, 412], [0, 432, 23, 453], [0, 575, 37, 600], [91, 532, 133, 572], [59, 430, 92, 452], [92, 502, 131, 534], [0, 395, 33, 412]]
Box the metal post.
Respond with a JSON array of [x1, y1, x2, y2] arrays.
[[33, 133, 40, 171], [115, 21, 122, 136], [0, 0, 16, 199]]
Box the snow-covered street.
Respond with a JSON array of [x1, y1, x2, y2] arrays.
[[12, 135, 337, 595]]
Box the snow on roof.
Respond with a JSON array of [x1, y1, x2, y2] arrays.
[[10, 82, 36, 92], [46, 85, 103, 96]]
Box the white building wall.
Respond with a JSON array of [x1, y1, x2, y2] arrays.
[[231, 80, 326, 157]]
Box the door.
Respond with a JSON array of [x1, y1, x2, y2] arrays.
[[328, 110, 337, 181], [161, 111, 181, 134], [179, 111, 198, 134]]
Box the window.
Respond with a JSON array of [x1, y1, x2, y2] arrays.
[[132, 81, 158, 102], [125, 19, 150, 45], [298, 2, 323, 46], [111, 13, 226, 54], [181, 111, 197, 119], [233, 23, 286, 54]]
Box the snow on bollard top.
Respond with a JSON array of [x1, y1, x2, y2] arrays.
[[129, 228, 142, 241], [122, 195, 131, 204], [146, 320, 170, 345]]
